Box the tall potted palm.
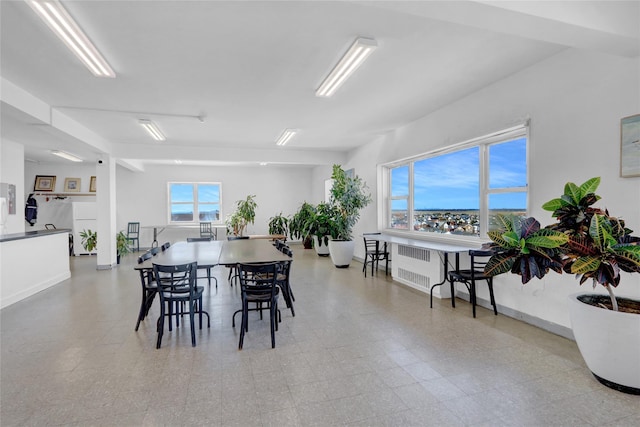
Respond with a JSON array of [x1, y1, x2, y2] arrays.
[[327, 165, 372, 267], [225, 195, 257, 237], [484, 177, 640, 394], [307, 202, 336, 257]]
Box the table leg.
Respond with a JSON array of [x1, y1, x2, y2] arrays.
[[152, 227, 159, 248], [429, 252, 457, 309]]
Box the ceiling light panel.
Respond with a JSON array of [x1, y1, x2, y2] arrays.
[[139, 119, 166, 141], [26, 0, 115, 78], [316, 37, 377, 98], [51, 150, 82, 162], [275, 129, 297, 146]]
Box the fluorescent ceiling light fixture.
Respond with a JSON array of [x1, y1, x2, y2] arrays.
[[316, 37, 377, 98], [139, 119, 166, 141], [275, 129, 297, 146], [26, 0, 115, 78], [174, 160, 183, 165], [51, 150, 82, 162], [259, 162, 268, 166]]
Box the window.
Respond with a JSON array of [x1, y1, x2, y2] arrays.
[[168, 182, 221, 223], [383, 125, 528, 239]]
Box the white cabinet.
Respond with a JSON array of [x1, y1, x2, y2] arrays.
[[72, 202, 97, 255]]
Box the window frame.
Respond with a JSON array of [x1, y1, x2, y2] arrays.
[[380, 124, 529, 241], [167, 182, 223, 225]]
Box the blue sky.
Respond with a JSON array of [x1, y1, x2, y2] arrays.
[[171, 183, 220, 214], [392, 138, 527, 210]]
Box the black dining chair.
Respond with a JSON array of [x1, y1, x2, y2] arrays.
[[200, 222, 216, 239], [126, 222, 140, 252], [448, 249, 498, 318], [153, 262, 210, 348], [362, 233, 390, 277], [161, 241, 171, 251], [135, 251, 157, 331], [232, 262, 280, 350]]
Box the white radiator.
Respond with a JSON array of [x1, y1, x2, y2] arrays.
[[391, 244, 451, 299]]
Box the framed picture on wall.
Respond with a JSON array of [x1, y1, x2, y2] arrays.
[[89, 176, 96, 192], [621, 114, 640, 177], [64, 177, 81, 192], [34, 175, 56, 192]]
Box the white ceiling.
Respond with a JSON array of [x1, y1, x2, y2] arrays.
[[1, 1, 638, 167]]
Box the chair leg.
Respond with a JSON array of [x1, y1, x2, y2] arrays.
[[488, 279, 498, 315], [239, 301, 248, 350], [135, 288, 147, 331], [450, 279, 456, 308], [190, 306, 196, 347], [156, 302, 165, 349], [270, 303, 276, 349], [471, 281, 477, 318]]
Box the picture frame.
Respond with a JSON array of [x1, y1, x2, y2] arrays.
[[620, 114, 640, 177], [64, 177, 81, 192], [34, 175, 56, 192], [89, 176, 97, 192]]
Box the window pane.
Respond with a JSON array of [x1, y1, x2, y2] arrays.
[[489, 138, 527, 188], [390, 199, 408, 229], [413, 147, 479, 235], [170, 184, 194, 202], [391, 166, 408, 196], [199, 204, 220, 221], [198, 184, 219, 203], [171, 204, 194, 222], [488, 192, 527, 231]]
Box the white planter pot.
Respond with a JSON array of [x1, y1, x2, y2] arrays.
[[313, 236, 330, 257], [328, 239, 354, 268], [568, 293, 640, 394]]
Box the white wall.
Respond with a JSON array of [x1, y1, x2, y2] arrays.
[[1, 139, 25, 234], [116, 164, 313, 247], [329, 48, 640, 332]]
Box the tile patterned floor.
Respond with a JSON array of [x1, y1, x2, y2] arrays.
[[1, 245, 639, 426]]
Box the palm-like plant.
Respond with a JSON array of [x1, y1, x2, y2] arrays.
[[226, 195, 257, 236], [328, 165, 371, 241]]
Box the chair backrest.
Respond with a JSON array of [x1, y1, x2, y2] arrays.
[[227, 236, 249, 241], [469, 249, 494, 277], [200, 222, 213, 238], [161, 242, 171, 251], [138, 250, 153, 264], [363, 235, 380, 252], [238, 262, 278, 298], [152, 262, 198, 300], [127, 222, 140, 236], [187, 237, 212, 242], [45, 223, 56, 230], [150, 246, 160, 256]]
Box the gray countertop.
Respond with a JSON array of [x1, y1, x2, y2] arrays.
[[0, 229, 71, 243]]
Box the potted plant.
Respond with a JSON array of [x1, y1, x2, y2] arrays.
[[484, 177, 640, 394], [268, 212, 289, 238], [307, 202, 337, 257], [288, 202, 315, 249], [79, 229, 97, 254], [327, 165, 372, 267], [225, 195, 257, 237], [116, 230, 132, 264]]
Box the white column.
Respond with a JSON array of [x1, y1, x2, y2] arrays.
[[96, 156, 116, 269]]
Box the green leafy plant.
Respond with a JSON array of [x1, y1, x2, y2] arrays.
[[268, 212, 289, 237], [328, 165, 372, 241], [483, 214, 568, 283], [542, 177, 640, 311], [226, 195, 257, 236], [116, 230, 132, 256], [308, 202, 339, 247], [289, 202, 316, 248], [79, 229, 97, 252], [484, 177, 640, 312]]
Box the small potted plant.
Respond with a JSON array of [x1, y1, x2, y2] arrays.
[[307, 202, 337, 257], [483, 177, 640, 393], [288, 202, 315, 249], [79, 229, 97, 254], [326, 165, 372, 267], [116, 230, 132, 264], [225, 195, 257, 237], [268, 212, 289, 239]]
